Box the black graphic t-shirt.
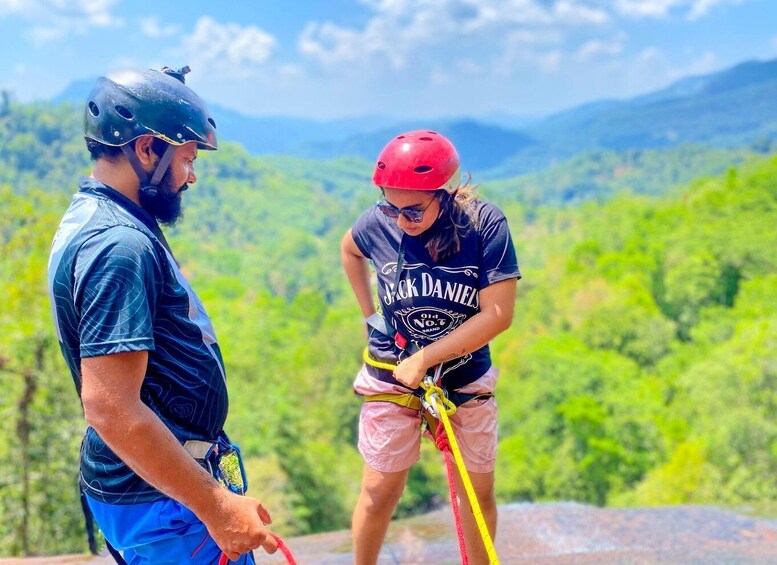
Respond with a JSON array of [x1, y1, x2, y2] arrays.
[[351, 200, 521, 390]]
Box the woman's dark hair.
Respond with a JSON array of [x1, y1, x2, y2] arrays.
[[86, 137, 169, 162], [425, 177, 479, 263]]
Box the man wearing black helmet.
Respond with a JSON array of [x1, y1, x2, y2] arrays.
[[48, 67, 277, 564]]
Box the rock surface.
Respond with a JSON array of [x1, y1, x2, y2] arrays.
[[4, 503, 777, 564]]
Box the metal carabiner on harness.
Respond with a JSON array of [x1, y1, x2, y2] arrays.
[[420, 365, 446, 418]]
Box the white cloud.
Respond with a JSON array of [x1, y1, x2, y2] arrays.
[[299, 21, 389, 67], [0, 0, 122, 43], [636, 46, 662, 63], [538, 50, 564, 72], [494, 28, 566, 75], [504, 29, 565, 47], [182, 17, 276, 77], [614, 0, 749, 19], [297, 0, 610, 72], [609, 46, 720, 97], [576, 38, 624, 60], [614, 0, 681, 18], [688, 0, 744, 19], [278, 64, 304, 79], [666, 50, 719, 80], [0, 0, 25, 14], [554, 1, 610, 25], [430, 67, 452, 85], [29, 26, 67, 43], [139, 16, 180, 39], [456, 58, 485, 74]]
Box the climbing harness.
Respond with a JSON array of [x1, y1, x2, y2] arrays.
[[183, 435, 298, 565], [362, 347, 493, 421], [361, 355, 500, 564]]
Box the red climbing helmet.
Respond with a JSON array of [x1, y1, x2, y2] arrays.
[[373, 130, 461, 192]]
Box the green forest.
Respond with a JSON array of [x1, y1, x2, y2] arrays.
[[1, 101, 776, 558]]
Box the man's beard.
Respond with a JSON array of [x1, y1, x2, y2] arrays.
[[138, 168, 187, 226]]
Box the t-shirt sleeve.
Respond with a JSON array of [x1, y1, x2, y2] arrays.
[[477, 203, 521, 287], [74, 226, 161, 358], [351, 206, 379, 259]]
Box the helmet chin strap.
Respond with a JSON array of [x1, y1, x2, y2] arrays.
[[121, 143, 177, 197]]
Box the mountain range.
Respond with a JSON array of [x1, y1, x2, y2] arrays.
[[54, 58, 777, 176]]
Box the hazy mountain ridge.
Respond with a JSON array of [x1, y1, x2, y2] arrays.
[[51, 57, 777, 177]]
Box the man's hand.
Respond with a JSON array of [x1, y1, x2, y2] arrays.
[[203, 490, 278, 560]]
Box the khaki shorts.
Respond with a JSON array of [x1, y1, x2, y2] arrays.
[[353, 364, 499, 473]]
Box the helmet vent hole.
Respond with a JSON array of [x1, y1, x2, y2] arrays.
[[88, 102, 100, 117], [414, 165, 433, 174], [377, 161, 386, 170], [208, 118, 217, 129], [396, 135, 405, 139], [419, 136, 433, 141], [115, 105, 134, 120]]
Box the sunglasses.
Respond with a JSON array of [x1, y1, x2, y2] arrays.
[[375, 196, 436, 224]]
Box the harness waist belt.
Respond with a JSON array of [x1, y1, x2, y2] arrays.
[[182, 439, 217, 460], [364, 391, 492, 409]]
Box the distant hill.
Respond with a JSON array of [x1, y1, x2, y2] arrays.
[[54, 76, 533, 172], [52, 79, 396, 155], [297, 119, 535, 171], [52, 57, 777, 176], [494, 58, 777, 176]]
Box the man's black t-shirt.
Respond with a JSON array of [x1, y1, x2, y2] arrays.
[[48, 178, 228, 504]]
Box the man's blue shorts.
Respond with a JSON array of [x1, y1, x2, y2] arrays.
[[87, 495, 254, 564]]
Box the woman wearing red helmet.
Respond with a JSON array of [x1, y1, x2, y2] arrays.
[[341, 130, 521, 564]]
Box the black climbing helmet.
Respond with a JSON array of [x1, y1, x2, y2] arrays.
[[84, 65, 218, 150]]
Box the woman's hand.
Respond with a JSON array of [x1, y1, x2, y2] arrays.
[[393, 351, 429, 389]]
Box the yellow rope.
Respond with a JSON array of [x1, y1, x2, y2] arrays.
[[423, 381, 501, 565], [363, 347, 399, 371]]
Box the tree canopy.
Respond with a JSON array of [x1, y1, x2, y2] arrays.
[[1, 101, 776, 557]]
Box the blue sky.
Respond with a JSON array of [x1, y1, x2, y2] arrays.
[[0, 0, 775, 120]]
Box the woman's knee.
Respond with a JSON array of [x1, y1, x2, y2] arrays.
[[360, 482, 403, 511], [457, 471, 496, 510], [359, 466, 408, 510]]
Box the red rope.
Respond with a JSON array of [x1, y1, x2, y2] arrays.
[[435, 427, 469, 565], [271, 532, 298, 565], [218, 532, 297, 565]]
